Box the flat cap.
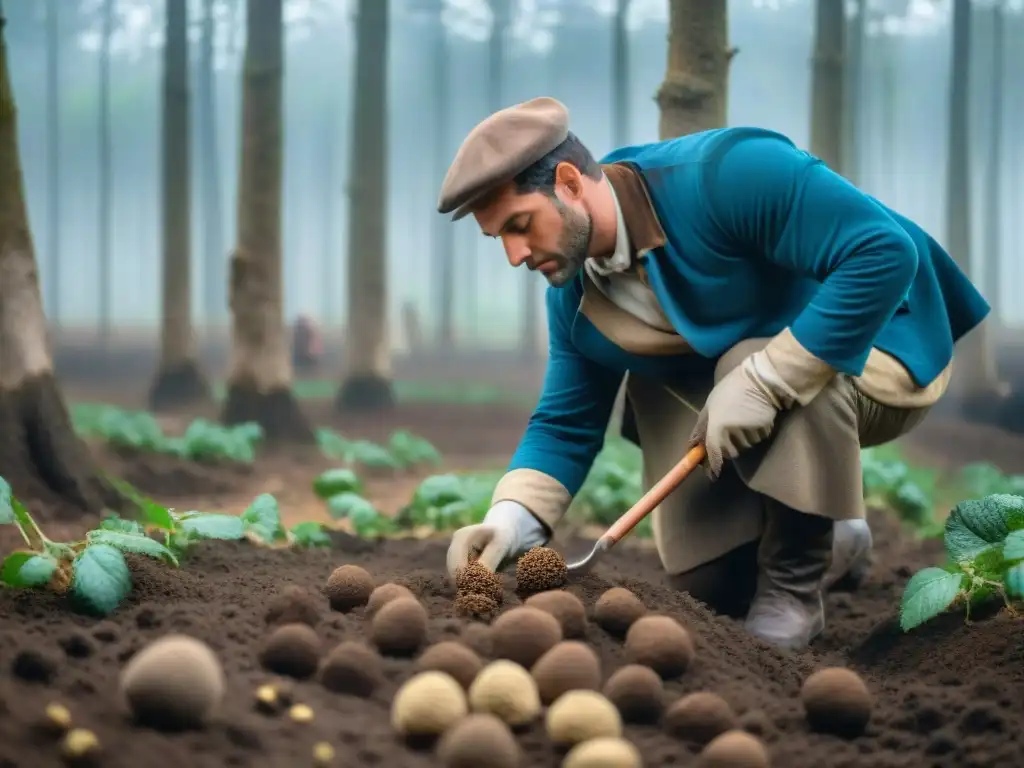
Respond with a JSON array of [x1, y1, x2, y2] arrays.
[[437, 97, 570, 220]]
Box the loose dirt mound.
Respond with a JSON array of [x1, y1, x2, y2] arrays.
[[0, 513, 1019, 767]]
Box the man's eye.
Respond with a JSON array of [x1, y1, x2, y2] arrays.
[[510, 219, 530, 234]]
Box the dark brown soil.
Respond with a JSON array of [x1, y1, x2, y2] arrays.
[[0, 509, 1019, 767]]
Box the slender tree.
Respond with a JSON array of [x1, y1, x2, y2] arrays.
[[98, 0, 113, 349], [45, 0, 60, 327], [197, 0, 225, 328], [148, 0, 210, 410], [809, 0, 844, 174], [222, 0, 313, 440], [611, 0, 630, 147], [0, 2, 120, 515], [982, 1, 1004, 323], [433, 3, 455, 349]]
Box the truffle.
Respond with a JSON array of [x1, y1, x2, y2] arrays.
[[468, 659, 542, 727], [454, 592, 500, 622], [603, 663, 664, 724], [119, 634, 225, 731], [264, 585, 323, 627], [546, 690, 623, 746], [624, 615, 695, 678], [258, 623, 322, 679], [563, 737, 643, 768], [491, 606, 563, 668], [593, 588, 646, 637], [455, 561, 504, 604], [324, 564, 375, 612], [664, 691, 737, 745], [530, 641, 602, 705], [436, 713, 521, 768], [800, 666, 873, 738], [416, 641, 484, 690], [391, 671, 468, 737], [696, 730, 770, 768], [366, 582, 416, 616], [318, 641, 384, 697], [524, 590, 587, 638], [515, 546, 568, 593], [370, 596, 428, 656]]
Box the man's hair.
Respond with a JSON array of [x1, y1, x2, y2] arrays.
[[512, 131, 601, 196]]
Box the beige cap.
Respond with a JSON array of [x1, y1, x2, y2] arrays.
[[437, 97, 570, 220]]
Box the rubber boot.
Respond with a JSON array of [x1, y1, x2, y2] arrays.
[[744, 502, 834, 651], [823, 519, 873, 591]]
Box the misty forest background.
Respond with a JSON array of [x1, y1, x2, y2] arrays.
[[6, 0, 1023, 358]]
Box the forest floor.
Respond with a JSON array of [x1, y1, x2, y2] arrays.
[[0, 362, 1022, 767]]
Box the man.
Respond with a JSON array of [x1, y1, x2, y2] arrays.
[[437, 97, 989, 651]]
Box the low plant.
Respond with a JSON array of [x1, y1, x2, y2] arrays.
[[316, 428, 441, 472], [899, 493, 1024, 631]]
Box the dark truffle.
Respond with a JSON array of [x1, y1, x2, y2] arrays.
[[454, 592, 499, 622], [515, 547, 568, 593], [603, 664, 664, 724], [665, 692, 737, 745], [324, 564, 375, 612], [437, 713, 520, 768], [593, 587, 646, 637], [318, 641, 384, 697], [370, 596, 428, 656], [258, 624, 322, 679], [696, 729, 770, 767], [624, 615, 695, 678], [265, 585, 323, 627], [530, 641, 602, 704], [524, 590, 587, 638], [491, 606, 563, 668], [460, 623, 493, 657], [416, 641, 483, 690], [455, 562, 504, 604], [800, 667, 873, 738]]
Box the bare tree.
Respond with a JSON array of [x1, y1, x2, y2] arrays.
[[336, 0, 393, 411], [809, 0, 844, 173], [45, 0, 60, 328], [222, 0, 313, 440], [656, 0, 733, 139], [197, 0, 225, 328], [0, 2, 119, 515], [611, 0, 631, 147], [148, 0, 210, 411], [433, 2, 455, 351], [98, 0, 113, 349], [982, 1, 1005, 325]]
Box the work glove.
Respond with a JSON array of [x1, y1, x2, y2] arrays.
[[687, 331, 835, 481], [446, 500, 548, 580]]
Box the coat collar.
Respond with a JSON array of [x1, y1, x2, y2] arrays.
[[600, 161, 668, 258]]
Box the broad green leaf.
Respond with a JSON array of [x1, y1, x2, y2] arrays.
[[99, 515, 145, 535], [179, 514, 246, 540], [241, 494, 282, 534], [347, 440, 400, 469], [316, 428, 350, 460], [414, 474, 466, 507], [313, 469, 363, 500], [944, 495, 1024, 563], [1003, 530, 1024, 561], [1, 551, 57, 587], [138, 498, 175, 530], [1005, 563, 1024, 598], [0, 477, 13, 524], [899, 566, 965, 631], [72, 544, 132, 616], [971, 547, 1006, 580], [87, 530, 179, 566], [289, 521, 331, 547], [388, 430, 442, 467], [326, 492, 376, 520]]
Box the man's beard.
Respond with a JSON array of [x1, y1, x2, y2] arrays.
[[539, 199, 592, 287]]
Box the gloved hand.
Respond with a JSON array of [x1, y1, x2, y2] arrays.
[[446, 500, 548, 579]]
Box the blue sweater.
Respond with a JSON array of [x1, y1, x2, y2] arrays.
[[507, 127, 990, 497]]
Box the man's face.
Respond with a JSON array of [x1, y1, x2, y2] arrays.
[[473, 179, 592, 288]]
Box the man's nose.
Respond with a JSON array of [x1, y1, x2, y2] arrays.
[[504, 239, 530, 268]]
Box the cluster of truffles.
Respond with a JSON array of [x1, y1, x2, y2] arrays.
[[453, 561, 505, 621]]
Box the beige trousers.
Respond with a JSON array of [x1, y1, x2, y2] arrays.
[[626, 337, 933, 578]]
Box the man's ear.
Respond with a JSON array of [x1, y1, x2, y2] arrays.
[[554, 161, 584, 201]]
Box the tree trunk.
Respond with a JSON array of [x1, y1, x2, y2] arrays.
[[841, 0, 865, 186], [149, 0, 210, 411], [0, 5, 119, 517], [98, 0, 113, 349], [433, 6, 455, 350], [945, 0, 1000, 397], [611, 0, 630, 147], [222, 0, 313, 441], [198, 0, 225, 328], [45, 0, 60, 328], [656, 0, 732, 139], [809, 0, 843, 174], [321, 91, 338, 325], [982, 2, 1003, 324], [335, 0, 393, 411]]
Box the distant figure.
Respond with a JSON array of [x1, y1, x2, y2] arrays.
[[292, 314, 323, 374]]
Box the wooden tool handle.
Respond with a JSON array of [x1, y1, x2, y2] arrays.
[[601, 444, 707, 545]]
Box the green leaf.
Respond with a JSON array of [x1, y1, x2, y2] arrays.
[[899, 566, 965, 631], [944, 494, 1024, 563], [972, 546, 1006, 580], [413, 474, 466, 507], [99, 515, 145, 535], [1003, 530, 1024, 561], [289, 521, 331, 547], [313, 469, 363, 500], [1005, 562, 1024, 598], [178, 514, 246, 540], [72, 544, 132, 615], [139, 498, 176, 530], [325, 492, 377, 521], [241, 494, 282, 537], [1, 551, 58, 587], [87, 530, 179, 566], [0, 477, 13, 524]]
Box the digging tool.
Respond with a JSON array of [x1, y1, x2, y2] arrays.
[[566, 444, 707, 574]]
